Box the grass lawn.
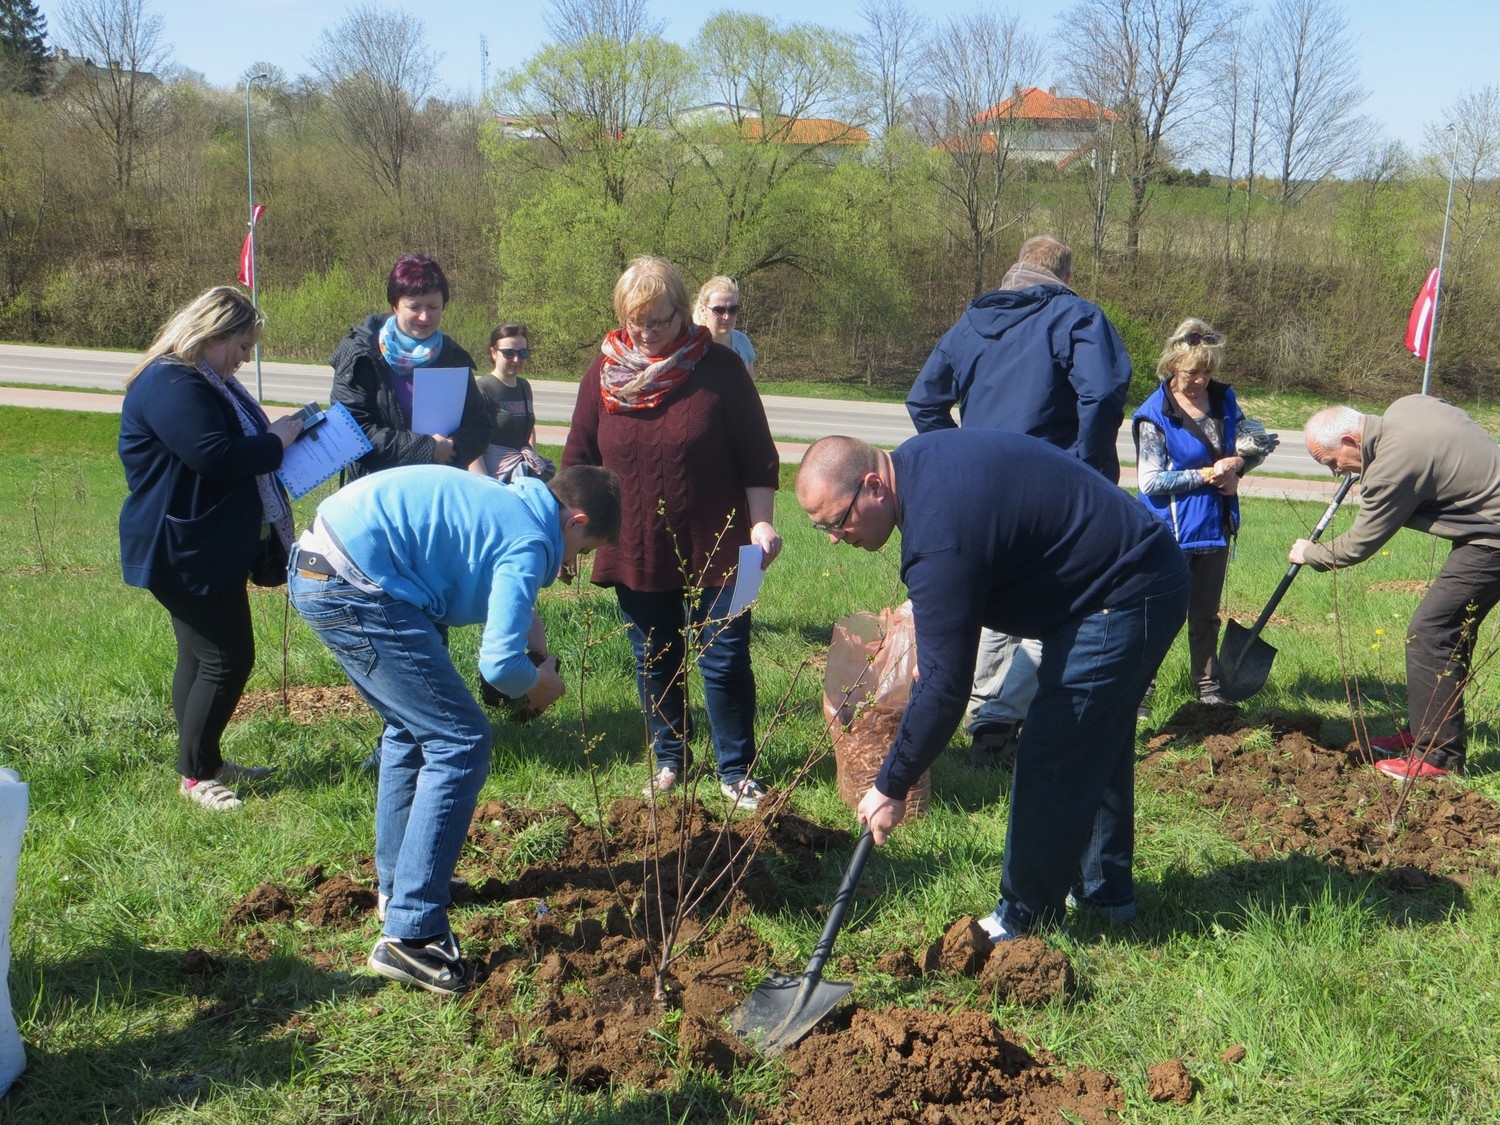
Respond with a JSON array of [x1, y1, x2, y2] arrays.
[[2, 406, 1500, 1122]]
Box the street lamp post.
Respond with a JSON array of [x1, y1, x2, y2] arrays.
[[245, 72, 270, 401]]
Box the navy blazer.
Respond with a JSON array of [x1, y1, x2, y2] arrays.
[[118, 359, 285, 595]]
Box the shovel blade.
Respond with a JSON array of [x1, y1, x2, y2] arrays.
[[1218, 619, 1279, 702], [727, 972, 855, 1055]]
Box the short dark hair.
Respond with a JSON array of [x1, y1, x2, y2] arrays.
[[490, 323, 530, 348], [387, 253, 449, 307], [549, 466, 622, 544]]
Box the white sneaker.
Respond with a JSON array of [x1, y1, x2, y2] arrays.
[[976, 911, 1014, 943], [719, 777, 767, 810], [377, 892, 389, 923], [642, 766, 678, 797]]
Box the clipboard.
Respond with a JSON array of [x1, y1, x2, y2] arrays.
[[275, 401, 373, 499]]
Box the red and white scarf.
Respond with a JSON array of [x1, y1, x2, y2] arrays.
[[598, 324, 712, 413]]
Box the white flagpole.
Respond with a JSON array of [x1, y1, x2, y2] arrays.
[[245, 73, 269, 401], [1422, 126, 1459, 396]]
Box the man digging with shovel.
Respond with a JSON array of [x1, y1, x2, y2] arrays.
[[1294, 397, 1500, 781], [796, 431, 1188, 940]]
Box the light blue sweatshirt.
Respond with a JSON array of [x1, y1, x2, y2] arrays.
[[316, 466, 562, 698]]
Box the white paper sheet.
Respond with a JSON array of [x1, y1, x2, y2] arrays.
[[411, 366, 471, 436], [727, 544, 766, 617], [275, 401, 374, 499]]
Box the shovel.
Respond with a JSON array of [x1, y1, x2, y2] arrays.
[[728, 828, 874, 1054], [1219, 474, 1357, 701]]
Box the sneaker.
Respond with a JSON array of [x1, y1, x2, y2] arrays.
[[1370, 729, 1416, 753], [179, 776, 242, 810], [1197, 692, 1232, 706], [1374, 754, 1458, 781], [967, 724, 1019, 770], [377, 892, 389, 923], [642, 766, 678, 797], [976, 911, 1016, 944], [368, 933, 470, 996], [217, 761, 271, 783], [720, 777, 767, 810]]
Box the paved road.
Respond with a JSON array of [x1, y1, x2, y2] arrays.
[[0, 341, 1327, 483]]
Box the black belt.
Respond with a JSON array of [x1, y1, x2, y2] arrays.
[[292, 548, 338, 578]]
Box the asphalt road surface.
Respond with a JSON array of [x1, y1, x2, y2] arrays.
[[0, 342, 1322, 477]]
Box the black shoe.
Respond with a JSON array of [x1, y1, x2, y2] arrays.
[[368, 932, 470, 996], [968, 724, 1019, 769]]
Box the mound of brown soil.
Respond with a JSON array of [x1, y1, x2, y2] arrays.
[[225, 797, 1117, 1120], [1143, 706, 1500, 880]]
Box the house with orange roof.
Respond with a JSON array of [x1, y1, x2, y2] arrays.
[[677, 103, 869, 162], [970, 86, 1118, 169]]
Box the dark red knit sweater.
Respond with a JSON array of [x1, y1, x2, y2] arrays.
[[562, 343, 779, 592]]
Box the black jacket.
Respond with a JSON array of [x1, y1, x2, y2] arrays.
[[329, 313, 490, 481]]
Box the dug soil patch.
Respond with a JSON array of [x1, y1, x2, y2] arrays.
[[1143, 703, 1500, 881], [226, 796, 1122, 1122], [233, 685, 372, 724]]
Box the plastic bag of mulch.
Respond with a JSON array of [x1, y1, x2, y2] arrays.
[[823, 601, 929, 818]]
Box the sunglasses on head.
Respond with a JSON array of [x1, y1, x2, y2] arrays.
[[709, 304, 741, 316], [1174, 332, 1221, 347], [497, 347, 531, 359]]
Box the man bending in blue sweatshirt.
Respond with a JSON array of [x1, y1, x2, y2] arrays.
[[796, 431, 1188, 938], [289, 464, 620, 995]]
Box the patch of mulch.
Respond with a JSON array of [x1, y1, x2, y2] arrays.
[[224, 799, 1119, 1122], [232, 685, 372, 724], [1367, 580, 1431, 595], [1143, 704, 1500, 880]]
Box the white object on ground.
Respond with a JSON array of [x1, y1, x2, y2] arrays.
[[0, 770, 27, 1094]]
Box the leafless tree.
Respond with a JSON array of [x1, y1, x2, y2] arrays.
[[1214, 30, 1266, 264], [309, 4, 440, 199], [1057, 0, 1235, 255], [1262, 0, 1372, 209], [545, 0, 661, 47], [55, 0, 171, 190], [856, 0, 927, 148], [1423, 86, 1500, 276], [910, 10, 1040, 298]]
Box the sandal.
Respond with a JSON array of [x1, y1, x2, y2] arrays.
[[217, 761, 271, 783], [180, 777, 243, 810]]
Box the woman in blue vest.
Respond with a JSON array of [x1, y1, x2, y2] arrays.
[[1133, 319, 1276, 706]]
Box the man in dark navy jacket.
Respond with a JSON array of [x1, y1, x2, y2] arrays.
[[797, 431, 1188, 939], [906, 236, 1134, 768]]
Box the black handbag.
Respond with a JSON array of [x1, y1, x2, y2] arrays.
[[249, 533, 290, 587]]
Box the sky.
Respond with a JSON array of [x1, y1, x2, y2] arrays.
[[65, 0, 1496, 161]]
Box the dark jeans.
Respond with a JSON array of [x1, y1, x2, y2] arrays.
[[150, 584, 256, 780], [1405, 542, 1500, 769], [998, 566, 1190, 934], [614, 584, 757, 783]]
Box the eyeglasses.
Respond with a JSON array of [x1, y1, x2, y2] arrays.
[[811, 480, 865, 534], [709, 304, 741, 316], [629, 311, 679, 333], [497, 347, 531, 359], [1174, 332, 1222, 347]]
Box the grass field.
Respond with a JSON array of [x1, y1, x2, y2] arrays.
[[3, 406, 1500, 1122]]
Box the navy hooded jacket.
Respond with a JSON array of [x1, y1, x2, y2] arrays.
[[905, 284, 1132, 482]]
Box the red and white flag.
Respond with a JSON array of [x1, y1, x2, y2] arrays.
[[237, 204, 266, 287], [1405, 267, 1439, 359]]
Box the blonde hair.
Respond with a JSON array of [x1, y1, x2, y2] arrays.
[[692, 275, 740, 328], [127, 286, 264, 383], [612, 256, 691, 329], [1156, 316, 1225, 382]]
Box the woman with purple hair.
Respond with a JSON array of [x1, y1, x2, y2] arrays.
[[330, 253, 491, 481]]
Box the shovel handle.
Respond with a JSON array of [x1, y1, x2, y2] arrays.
[[1246, 474, 1357, 638], [798, 829, 875, 988]]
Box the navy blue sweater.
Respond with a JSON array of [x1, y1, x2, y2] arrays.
[[875, 429, 1185, 798]]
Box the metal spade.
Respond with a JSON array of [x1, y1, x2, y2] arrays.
[[1219, 474, 1357, 701], [728, 829, 874, 1055]]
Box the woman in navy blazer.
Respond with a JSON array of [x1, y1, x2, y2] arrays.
[[119, 286, 303, 810]]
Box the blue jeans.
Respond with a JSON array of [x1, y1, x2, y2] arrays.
[[997, 567, 1190, 934], [614, 584, 756, 783], [289, 571, 491, 943]]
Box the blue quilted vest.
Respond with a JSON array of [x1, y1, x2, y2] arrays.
[[1132, 381, 1242, 551]]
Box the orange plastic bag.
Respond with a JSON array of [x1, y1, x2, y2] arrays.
[[823, 601, 930, 818]]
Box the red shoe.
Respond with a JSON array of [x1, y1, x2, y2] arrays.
[[1369, 730, 1416, 752], [1374, 755, 1458, 781]]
